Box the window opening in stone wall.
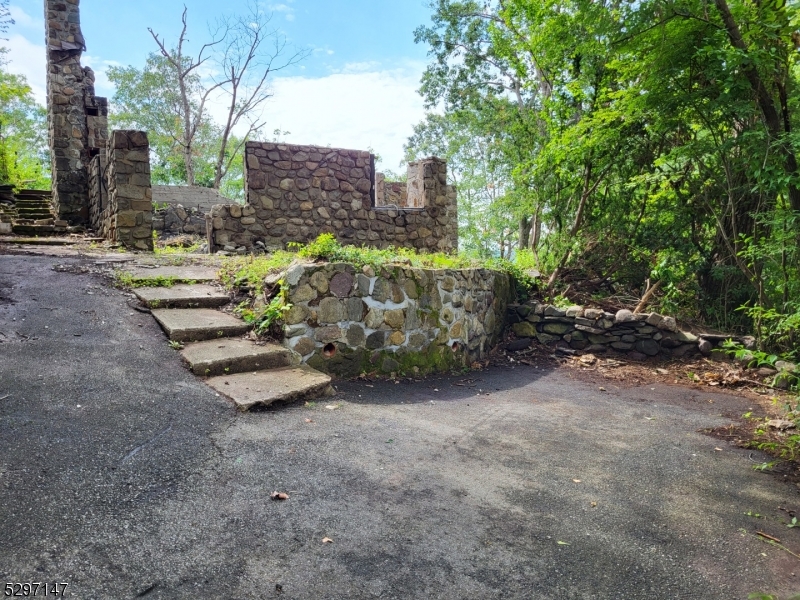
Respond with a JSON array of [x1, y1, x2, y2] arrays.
[[86, 107, 99, 117]]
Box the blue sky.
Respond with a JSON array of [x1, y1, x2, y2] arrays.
[[6, 0, 436, 169]]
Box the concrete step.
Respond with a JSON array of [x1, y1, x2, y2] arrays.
[[16, 212, 53, 219], [0, 236, 101, 246], [205, 364, 333, 411], [134, 284, 230, 309], [180, 338, 294, 376], [151, 308, 250, 342], [14, 200, 51, 206], [12, 225, 55, 235], [121, 265, 219, 284]]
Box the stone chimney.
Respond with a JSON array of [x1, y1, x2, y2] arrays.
[[45, 0, 108, 224]]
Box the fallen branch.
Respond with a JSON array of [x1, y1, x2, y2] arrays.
[[745, 530, 800, 561], [634, 279, 662, 313], [756, 531, 781, 543]]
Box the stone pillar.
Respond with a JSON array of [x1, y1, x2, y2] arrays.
[[106, 131, 153, 251], [408, 157, 458, 252], [45, 0, 108, 224]]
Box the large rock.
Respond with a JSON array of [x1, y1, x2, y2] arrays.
[[543, 322, 573, 335], [544, 305, 566, 317], [384, 309, 405, 329], [318, 297, 345, 324], [330, 272, 354, 297], [513, 322, 538, 338], [658, 316, 678, 332], [291, 284, 316, 303], [615, 309, 635, 323], [635, 338, 660, 357]]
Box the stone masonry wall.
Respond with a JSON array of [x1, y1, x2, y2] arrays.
[[152, 186, 232, 213], [88, 152, 107, 235], [45, 0, 108, 224], [507, 302, 750, 359], [153, 204, 207, 236], [375, 174, 409, 207], [102, 131, 153, 251], [280, 262, 512, 378], [207, 143, 458, 254]]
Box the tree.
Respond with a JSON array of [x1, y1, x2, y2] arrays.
[[0, 0, 12, 39], [404, 111, 515, 257], [144, 3, 307, 189], [414, 0, 800, 338], [108, 53, 222, 187], [0, 54, 49, 188]]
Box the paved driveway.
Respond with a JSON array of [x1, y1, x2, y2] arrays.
[[0, 253, 797, 599]]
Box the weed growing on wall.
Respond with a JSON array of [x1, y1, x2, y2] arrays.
[[218, 251, 296, 295], [218, 234, 535, 341], [291, 234, 536, 297], [234, 288, 292, 337]]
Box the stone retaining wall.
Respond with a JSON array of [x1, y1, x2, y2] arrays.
[[207, 143, 458, 254], [507, 302, 747, 359], [280, 262, 512, 377]]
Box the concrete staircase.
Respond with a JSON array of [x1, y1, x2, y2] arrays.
[[129, 266, 332, 411]]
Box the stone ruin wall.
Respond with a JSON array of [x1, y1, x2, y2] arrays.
[[87, 151, 105, 232], [280, 262, 511, 377], [88, 130, 153, 250], [152, 186, 232, 237], [207, 143, 458, 254], [45, 0, 108, 224]]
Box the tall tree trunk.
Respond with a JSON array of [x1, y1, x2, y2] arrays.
[[714, 0, 800, 212], [531, 206, 542, 250], [518, 216, 531, 250]]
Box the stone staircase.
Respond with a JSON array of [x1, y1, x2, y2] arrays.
[[9, 190, 70, 236], [0, 189, 84, 237], [127, 266, 333, 411]]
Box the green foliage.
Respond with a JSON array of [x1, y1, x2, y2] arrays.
[[114, 272, 177, 288], [412, 0, 800, 344], [108, 53, 243, 193], [0, 51, 49, 188], [724, 339, 800, 467], [292, 234, 536, 296], [234, 287, 292, 336], [218, 251, 296, 295]]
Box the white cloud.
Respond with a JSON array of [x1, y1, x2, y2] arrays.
[[4, 34, 46, 104], [248, 63, 427, 170], [268, 2, 295, 22], [82, 54, 122, 98], [8, 5, 41, 29], [341, 61, 381, 74], [3, 29, 429, 171]]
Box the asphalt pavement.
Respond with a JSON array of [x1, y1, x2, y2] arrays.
[[1, 252, 798, 599]]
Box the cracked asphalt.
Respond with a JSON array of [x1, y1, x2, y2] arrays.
[[1, 252, 799, 599]]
